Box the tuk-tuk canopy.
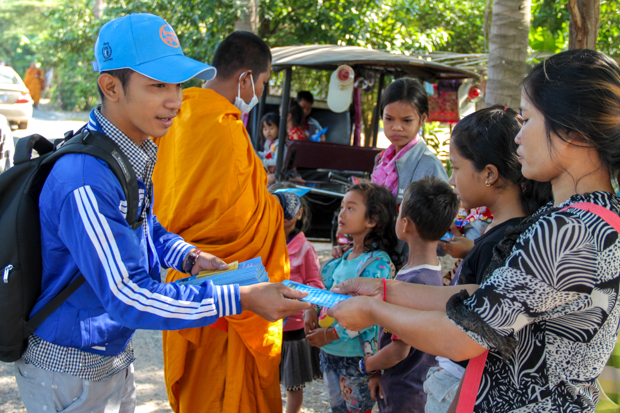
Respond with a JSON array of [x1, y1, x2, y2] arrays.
[[271, 45, 480, 82]]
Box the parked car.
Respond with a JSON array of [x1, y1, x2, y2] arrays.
[[0, 66, 33, 130], [0, 114, 14, 172], [247, 45, 480, 240]]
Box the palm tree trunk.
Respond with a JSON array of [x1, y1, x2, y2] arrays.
[[484, 0, 531, 109]]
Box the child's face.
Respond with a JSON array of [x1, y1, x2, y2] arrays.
[[101, 72, 183, 143], [263, 122, 278, 141], [383, 100, 427, 154], [338, 190, 374, 238], [448, 143, 488, 210], [283, 208, 303, 237]]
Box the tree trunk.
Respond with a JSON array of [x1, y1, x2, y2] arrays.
[[568, 0, 600, 49], [234, 0, 259, 34], [93, 0, 106, 19], [484, 0, 531, 109]]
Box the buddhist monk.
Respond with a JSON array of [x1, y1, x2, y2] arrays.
[[153, 32, 288, 412], [24, 62, 45, 108]]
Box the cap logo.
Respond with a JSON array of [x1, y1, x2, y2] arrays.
[[102, 43, 113, 62], [159, 24, 179, 48]]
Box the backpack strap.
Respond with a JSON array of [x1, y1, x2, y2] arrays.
[[14, 134, 55, 165], [24, 129, 145, 336], [54, 128, 144, 230], [456, 201, 620, 413]]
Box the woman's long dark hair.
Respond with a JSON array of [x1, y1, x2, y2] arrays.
[[451, 105, 552, 216], [482, 49, 620, 283], [347, 182, 404, 267]]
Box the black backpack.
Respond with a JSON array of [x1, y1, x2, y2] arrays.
[[0, 128, 143, 362]]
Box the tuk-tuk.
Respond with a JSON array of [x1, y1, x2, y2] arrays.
[[247, 45, 480, 241]]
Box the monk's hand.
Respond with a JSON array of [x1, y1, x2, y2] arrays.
[[304, 307, 319, 335], [239, 283, 312, 322], [327, 296, 375, 331], [331, 277, 382, 300], [191, 252, 229, 275]]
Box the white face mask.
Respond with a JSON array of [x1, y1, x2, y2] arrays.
[[234, 72, 259, 115]]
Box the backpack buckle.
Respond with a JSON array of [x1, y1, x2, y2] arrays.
[[3, 264, 13, 283]]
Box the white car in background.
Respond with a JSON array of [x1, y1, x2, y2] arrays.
[[0, 66, 33, 130], [0, 114, 14, 172]]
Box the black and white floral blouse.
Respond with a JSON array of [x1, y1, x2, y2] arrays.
[[448, 191, 620, 412]]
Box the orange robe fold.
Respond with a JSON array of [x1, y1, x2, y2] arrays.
[[152, 88, 288, 413]]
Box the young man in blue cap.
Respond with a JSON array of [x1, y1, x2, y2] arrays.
[[14, 14, 310, 413]]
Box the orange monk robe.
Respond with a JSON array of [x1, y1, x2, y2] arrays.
[[152, 87, 289, 413], [23, 67, 45, 104]]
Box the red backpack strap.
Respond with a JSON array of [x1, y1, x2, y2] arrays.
[[455, 350, 488, 413], [560, 202, 620, 232], [456, 201, 619, 413]]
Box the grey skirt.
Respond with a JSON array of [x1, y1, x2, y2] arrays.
[[280, 328, 322, 389]]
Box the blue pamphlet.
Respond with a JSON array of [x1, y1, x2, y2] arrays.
[[440, 232, 454, 242], [176, 257, 268, 286], [283, 280, 350, 308], [310, 126, 328, 142], [274, 187, 312, 197]]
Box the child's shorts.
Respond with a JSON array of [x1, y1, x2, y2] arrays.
[[280, 329, 321, 391], [319, 350, 375, 413]]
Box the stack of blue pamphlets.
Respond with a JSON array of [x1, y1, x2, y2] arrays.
[[283, 280, 351, 308], [175, 257, 269, 286]]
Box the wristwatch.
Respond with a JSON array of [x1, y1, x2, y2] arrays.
[[182, 248, 202, 274]]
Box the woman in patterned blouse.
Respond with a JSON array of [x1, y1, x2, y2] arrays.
[[327, 49, 620, 412]]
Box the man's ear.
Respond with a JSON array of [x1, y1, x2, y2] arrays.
[[239, 70, 253, 90], [98, 74, 121, 103]]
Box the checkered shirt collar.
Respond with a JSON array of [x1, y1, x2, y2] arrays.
[[93, 106, 158, 185]]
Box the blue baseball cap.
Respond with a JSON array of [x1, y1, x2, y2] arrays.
[[92, 13, 216, 83]]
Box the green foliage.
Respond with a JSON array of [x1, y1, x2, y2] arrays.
[[40, 0, 103, 110], [0, 0, 57, 75], [529, 0, 569, 54], [4, 0, 620, 111], [424, 121, 452, 176], [599, 0, 620, 57]]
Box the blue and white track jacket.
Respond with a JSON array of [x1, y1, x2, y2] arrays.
[[32, 149, 241, 357]]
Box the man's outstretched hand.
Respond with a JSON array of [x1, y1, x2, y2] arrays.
[[240, 283, 312, 322]]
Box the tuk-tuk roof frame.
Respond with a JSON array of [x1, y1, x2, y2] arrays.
[[270, 44, 480, 82]]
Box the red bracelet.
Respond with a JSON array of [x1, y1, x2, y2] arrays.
[[382, 278, 387, 302]]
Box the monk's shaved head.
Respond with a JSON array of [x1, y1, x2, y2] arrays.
[[212, 31, 271, 80]]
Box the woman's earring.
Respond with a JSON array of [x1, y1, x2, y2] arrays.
[[485, 180, 491, 187]]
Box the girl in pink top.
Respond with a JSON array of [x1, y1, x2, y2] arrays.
[[278, 189, 325, 413]]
